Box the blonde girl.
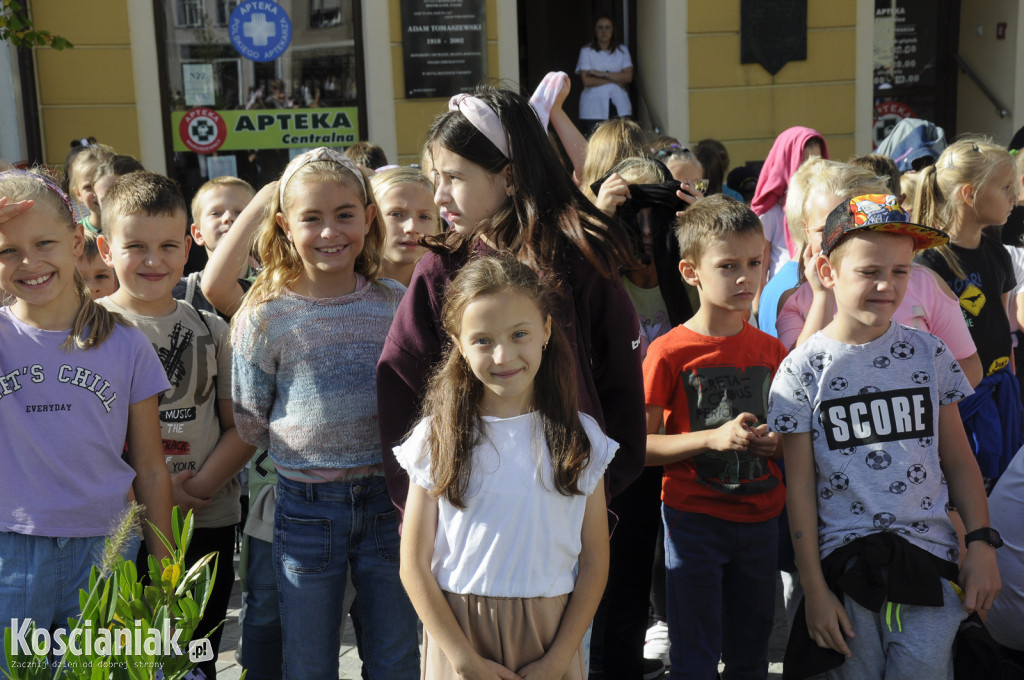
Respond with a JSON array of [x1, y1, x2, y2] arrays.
[[231, 148, 419, 680], [579, 117, 647, 201], [369, 167, 441, 286], [65, 143, 115, 233], [0, 170, 172, 675], [914, 138, 1022, 480], [397, 256, 614, 680]]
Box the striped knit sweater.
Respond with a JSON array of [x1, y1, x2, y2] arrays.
[[231, 278, 404, 469]]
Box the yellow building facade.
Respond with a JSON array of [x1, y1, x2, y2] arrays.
[[8, 1, 1023, 179]]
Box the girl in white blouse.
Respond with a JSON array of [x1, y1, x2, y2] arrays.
[[397, 256, 616, 680]]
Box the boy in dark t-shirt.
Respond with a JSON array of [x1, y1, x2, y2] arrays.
[[644, 195, 787, 679]]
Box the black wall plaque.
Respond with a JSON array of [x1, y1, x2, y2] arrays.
[[740, 0, 807, 76], [401, 0, 488, 99]]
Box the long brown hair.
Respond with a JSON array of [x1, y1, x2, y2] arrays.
[[423, 86, 638, 280], [0, 169, 127, 350], [420, 255, 591, 509]]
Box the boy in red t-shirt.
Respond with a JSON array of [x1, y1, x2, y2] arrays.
[[644, 195, 788, 679]]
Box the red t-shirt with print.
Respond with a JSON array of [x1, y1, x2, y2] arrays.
[[644, 322, 788, 522]]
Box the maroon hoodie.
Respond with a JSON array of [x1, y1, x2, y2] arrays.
[[377, 242, 646, 512]]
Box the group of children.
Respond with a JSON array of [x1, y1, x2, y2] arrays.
[[0, 79, 1018, 680]]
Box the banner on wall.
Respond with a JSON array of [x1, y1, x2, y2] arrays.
[[171, 107, 360, 152]]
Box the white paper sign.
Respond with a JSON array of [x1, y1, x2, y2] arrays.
[[205, 154, 238, 179], [183, 63, 216, 107]]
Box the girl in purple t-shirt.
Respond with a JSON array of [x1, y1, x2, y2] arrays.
[[0, 170, 172, 674]]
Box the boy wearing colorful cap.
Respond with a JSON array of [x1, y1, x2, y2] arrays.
[[768, 195, 1001, 679]]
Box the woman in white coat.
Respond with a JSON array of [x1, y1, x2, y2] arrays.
[[575, 15, 633, 136]]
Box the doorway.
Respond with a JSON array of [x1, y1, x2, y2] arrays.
[[516, 0, 636, 131], [872, 0, 960, 147]]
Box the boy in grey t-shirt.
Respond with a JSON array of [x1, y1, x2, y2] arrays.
[[768, 195, 1000, 679]]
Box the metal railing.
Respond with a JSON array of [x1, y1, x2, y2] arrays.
[[954, 54, 1010, 118]]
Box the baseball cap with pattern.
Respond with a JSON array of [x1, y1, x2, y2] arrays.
[[821, 193, 948, 256]]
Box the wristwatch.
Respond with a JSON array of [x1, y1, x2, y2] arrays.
[[965, 527, 1003, 548]]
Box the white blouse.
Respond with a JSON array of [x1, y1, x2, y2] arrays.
[[575, 45, 633, 119], [395, 411, 617, 598]]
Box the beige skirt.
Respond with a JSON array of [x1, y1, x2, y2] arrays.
[[422, 591, 586, 680]]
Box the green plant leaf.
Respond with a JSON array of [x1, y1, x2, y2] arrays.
[[180, 510, 194, 555], [147, 520, 176, 559], [175, 552, 216, 597]]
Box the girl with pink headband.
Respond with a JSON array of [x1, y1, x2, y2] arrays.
[[377, 85, 646, 678]]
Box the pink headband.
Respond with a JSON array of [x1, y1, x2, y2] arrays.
[[448, 94, 510, 159], [0, 169, 75, 219], [279, 147, 367, 204]]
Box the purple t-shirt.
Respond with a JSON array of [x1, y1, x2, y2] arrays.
[[0, 308, 170, 537]]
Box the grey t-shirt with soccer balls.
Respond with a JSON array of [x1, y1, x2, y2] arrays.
[[768, 322, 971, 563]]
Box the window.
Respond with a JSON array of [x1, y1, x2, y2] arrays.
[[215, 0, 240, 25], [310, 0, 343, 28], [175, 0, 204, 27]]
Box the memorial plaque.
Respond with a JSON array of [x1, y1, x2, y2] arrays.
[[401, 0, 487, 98], [740, 0, 807, 76]]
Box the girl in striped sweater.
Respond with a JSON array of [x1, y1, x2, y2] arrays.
[[231, 148, 418, 680]]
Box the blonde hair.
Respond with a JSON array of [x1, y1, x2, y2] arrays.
[[369, 165, 439, 222], [238, 159, 384, 318], [613, 156, 669, 185], [67, 144, 115, 193], [900, 172, 921, 211], [190, 175, 256, 221], [786, 160, 888, 258], [580, 118, 648, 200], [913, 137, 1015, 279], [0, 170, 126, 350]]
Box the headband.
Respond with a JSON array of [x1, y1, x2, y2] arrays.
[[449, 94, 510, 159], [0, 169, 75, 219], [278, 147, 367, 204]]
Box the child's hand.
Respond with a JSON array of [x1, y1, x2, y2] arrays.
[[0, 197, 34, 223], [170, 470, 211, 514], [707, 412, 757, 452], [959, 543, 1001, 613], [595, 172, 630, 214], [805, 586, 855, 657], [747, 425, 780, 458], [454, 654, 522, 680], [675, 183, 704, 217], [518, 655, 565, 680]]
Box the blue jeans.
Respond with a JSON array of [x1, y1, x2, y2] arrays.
[[663, 506, 777, 680], [274, 474, 419, 680], [242, 536, 283, 680], [0, 532, 106, 675]]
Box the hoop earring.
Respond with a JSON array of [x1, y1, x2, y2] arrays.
[[542, 341, 548, 351]]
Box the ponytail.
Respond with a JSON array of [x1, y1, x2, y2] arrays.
[[913, 164, 967, 280], [61, 270, 128, 351]]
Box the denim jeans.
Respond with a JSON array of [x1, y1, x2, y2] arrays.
[[662, 505, 777, 680], [242, 536, 283, 680], [0, 532, 107, 675], [275, 474, 419, 680]]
